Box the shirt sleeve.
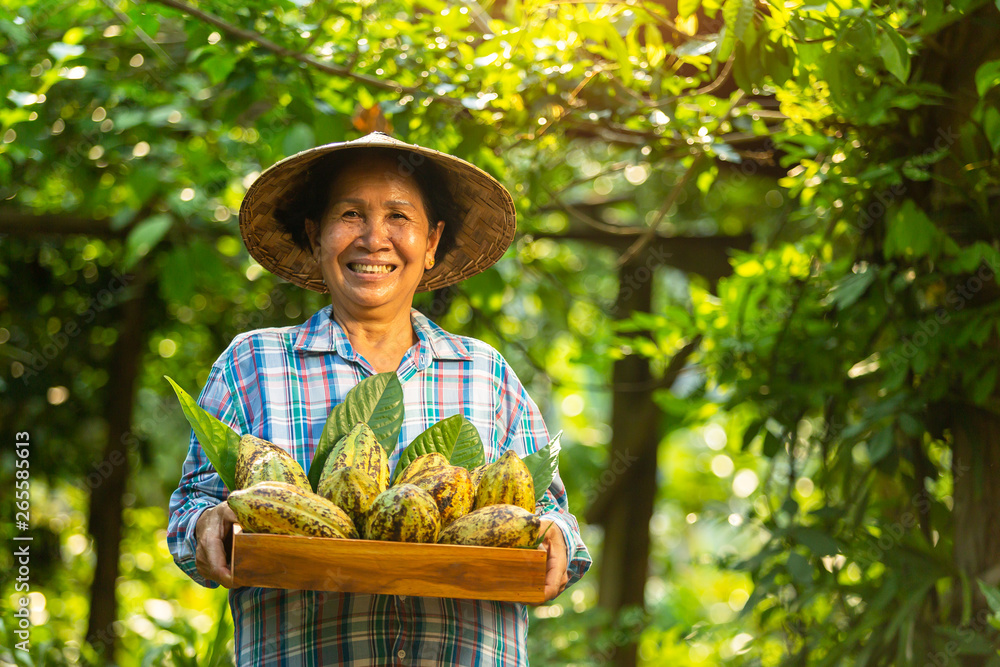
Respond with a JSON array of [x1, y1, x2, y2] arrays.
[[166, 350, 247, 589], [497, 356, 592, 590]]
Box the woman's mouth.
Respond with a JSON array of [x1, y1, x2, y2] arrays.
[[348, 263, 396, 274]]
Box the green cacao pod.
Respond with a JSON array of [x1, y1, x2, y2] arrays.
[[323, 422, 390, 492], [228, 481, 357, 538], [235, 435, 310, 491], [316, 466, 379, 528], [394, 452, 449, 486], [437, 504, 540, 548], [365, 484, 440, 543], [474, 450, 536, 513], [410, 465, 475, 528]]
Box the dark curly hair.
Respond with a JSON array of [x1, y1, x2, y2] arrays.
[[273, 147, 460, 264]]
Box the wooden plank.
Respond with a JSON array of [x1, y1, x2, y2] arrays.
[[230, 525, 547, 604]]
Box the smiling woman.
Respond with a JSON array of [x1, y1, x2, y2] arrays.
[[166, 132, 592, 666]]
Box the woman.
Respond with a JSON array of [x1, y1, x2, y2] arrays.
[[167, 132, 591, 665]]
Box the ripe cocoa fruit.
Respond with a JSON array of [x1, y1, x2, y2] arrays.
[[228, 481, 357, 538], [317, 466, 379, 528], [394, 452, 449, 486], [409, 465, 474, 528], [323, 422, 390, 492], [437, 504, 540, 548], [235, 435, 310, 491], [365, 484, 441, 543], [468, 464, 489, 493], [474, 450, 536, 513]]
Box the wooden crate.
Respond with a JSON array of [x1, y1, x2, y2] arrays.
[[230, 525, 547, 604]]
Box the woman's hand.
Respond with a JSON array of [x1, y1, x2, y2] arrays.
[[538, 519, 570, 601], [195, 502, 237, 588]]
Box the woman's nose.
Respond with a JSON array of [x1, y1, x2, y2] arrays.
[[356, 218, 391, 250]]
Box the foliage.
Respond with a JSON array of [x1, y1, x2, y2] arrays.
[[2, 0, 998, 664]]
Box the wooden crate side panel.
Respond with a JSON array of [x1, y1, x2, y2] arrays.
[[231, 531, 547, 604]]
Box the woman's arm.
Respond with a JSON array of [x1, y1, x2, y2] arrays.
[[495, 355, 593, 594], [166, 357, 246, 588]]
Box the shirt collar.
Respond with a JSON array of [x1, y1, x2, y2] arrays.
[[293, 306, 472, 364]]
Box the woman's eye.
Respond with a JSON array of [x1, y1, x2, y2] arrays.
[[342, 210, 361, 219]]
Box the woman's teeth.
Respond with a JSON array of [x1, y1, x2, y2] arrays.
[[349, 263, 394, 274]]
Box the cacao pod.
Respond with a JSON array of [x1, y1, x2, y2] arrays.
[[228, 481, 357, 538], [365, 484, 440, 543], [468, 464, 489, 492], [409, 465, 474, 528], [323, 422, 390, 492], [235, 435, 310, 491], [437, 504, 540, 548], [474, 450, 536, 513], [394, 452, 449, 486], [317, 466, 379, 528]]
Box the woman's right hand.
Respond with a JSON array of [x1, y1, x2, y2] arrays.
[[195, 502, 237, 588]]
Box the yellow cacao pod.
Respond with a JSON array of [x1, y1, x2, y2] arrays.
[[228, 481, 357, 539], [394, 452, 449, 486], [323, 422, 390, 492], [365, 484, 440, 543], [317, 466, 379, 528], [409, 465, 475, 528], [468, 464, 489, 493], [235, 435, 310, 491], [437, 504, 540, 548], [474, 450, 536, 513]]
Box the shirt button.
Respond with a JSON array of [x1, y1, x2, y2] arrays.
[[398, 595, 406, 602], [397, 650, 406, 659]]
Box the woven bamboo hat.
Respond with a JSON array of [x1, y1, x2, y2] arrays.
[[239, 132, 517, 293]]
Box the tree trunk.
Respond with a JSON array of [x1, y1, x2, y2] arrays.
[[589, 255, 661, 667], [951, 404, 1000, 604], [85, 279, 148, 658]]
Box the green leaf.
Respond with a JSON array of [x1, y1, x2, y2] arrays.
[[719, 0, 754, 61], [878, 25, 911, 83], [164, 376, 240, 492], [828, 266, 877, 310], [678, 0, 702, 19], [978, 580, 1000, 613], [975, 60, 1000, 97], [124, 214, 173, 269], [644, 24, 667, 68], [868, 428, 893, 463], [793, 527, 840, 556], [786, 551, 813, 585], [522, 432, 562, 502], [308, 372, 404, 489], [982, 106, 1000, 154], [972, 366, 998, 405], [883, 200, 942, 260], [201, 52, 238, 86], [762, 429, 782, 457], [742, 419, 764, 451], [392, 414, 486, 482]]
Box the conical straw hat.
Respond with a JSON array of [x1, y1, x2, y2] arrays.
[[239, 132, 517, 293]]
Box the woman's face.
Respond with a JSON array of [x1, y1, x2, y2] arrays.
[[305, 155, 443, 321]]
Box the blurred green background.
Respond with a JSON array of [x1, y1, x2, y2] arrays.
[[3, 0, 1000, 664]]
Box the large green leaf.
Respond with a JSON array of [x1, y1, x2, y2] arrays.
[[308, 372, 404, 489], [392, 414, 486, 483], [522, 431, 562, 503], [165, 376, 240, 492]]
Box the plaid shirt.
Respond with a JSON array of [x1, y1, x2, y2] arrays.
[[167, 306, 591, 666]]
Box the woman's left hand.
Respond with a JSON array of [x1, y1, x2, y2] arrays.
[[538, 519, 570, 601]]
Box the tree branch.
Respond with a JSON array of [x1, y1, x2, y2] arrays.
[[0, 212, 126, 237], [150, 0, 465, 107]]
